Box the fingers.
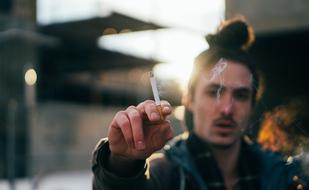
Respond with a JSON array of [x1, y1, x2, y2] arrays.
[[149, 120, 174, 151], [160, 100, 172, 116], [111, 111, 134, 148], [126, 106, 145, 150], [164, 121, 174, 141], [156, 120, 174, 141], [137, 100, 172, 122], [110, 100, 172, 153], [111, 106, 146, 151]]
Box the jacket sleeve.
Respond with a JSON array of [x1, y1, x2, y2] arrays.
[[91, 138, 167, 190]]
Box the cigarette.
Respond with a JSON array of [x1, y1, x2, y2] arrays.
[[149, 71, 164, 120]]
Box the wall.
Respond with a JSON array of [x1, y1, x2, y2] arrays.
[[226, 0, 309, 33]]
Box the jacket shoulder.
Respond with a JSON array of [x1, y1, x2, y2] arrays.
[[251, 144, 306, 189]]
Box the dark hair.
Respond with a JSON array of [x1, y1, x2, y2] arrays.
[[185, 16, 260, 106]]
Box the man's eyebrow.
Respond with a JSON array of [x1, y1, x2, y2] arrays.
[[205, 83, 225, 89], [206, 84, 252, 92], [234, 87, 252, 93]]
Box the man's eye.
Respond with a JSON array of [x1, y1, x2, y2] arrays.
[[206, 89, 220, 97], [234, 92, 250, 101]]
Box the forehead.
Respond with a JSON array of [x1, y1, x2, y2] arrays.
[[201, 60, 252, 88]]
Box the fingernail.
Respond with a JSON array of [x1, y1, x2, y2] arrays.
[[136, 141, 145, 150], [151, 112, 160, 120], [162, 106, 170, 113]]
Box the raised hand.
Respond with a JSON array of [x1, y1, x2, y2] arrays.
[[108, 100, 174, 160]]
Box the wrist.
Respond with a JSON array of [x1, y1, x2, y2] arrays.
[[107, 153, 145, 177]]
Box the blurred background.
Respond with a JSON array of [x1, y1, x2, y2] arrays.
[[0, 0, 308, 189]]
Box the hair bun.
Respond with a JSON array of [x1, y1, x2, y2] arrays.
[[206, 17, 255, 51]]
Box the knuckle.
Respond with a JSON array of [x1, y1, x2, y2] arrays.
[[144, 99, 155, 104], [161, 100, 172, 108], [146, 103, 157, 111], [127, 108, 142, 122], [126, 105, 136, 110], [143, 100, 156, 108], [160, 100, 170, 106], [111, 112, 126, 127], [116, 114, 130, 128], [128, 108, 140, 118], [115, 110, 126, 118], [137, 100, 155, 113]]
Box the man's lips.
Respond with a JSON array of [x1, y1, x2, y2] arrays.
[[214, 120, 236, 127], [213, 119, 237, 129]]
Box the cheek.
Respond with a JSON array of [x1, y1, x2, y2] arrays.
[[236, 103, 252, 123], [193, 100, 216, 125], [193, 97, 215, 115]]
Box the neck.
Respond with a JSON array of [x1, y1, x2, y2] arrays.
[[210, 140, 241, 189]]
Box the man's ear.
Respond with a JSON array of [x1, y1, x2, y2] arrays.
[[182, 94, 194, 131], [184, 95, 193, 112], [184, 106, 194, 131]]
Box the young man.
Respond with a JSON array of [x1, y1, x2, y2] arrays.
[[92, 18, 306, 190]]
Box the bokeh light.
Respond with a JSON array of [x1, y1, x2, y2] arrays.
[[24, 69, 37, 86]]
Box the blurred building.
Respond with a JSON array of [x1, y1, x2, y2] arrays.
[[0, 0, 172, 181], [0, 0, 41, 179], [226, 0, 309, 33], [37, 13, 163, 106]]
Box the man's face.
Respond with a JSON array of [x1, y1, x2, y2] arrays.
[[188, 60, 253, 148]]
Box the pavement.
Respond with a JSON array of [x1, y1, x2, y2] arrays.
[[0, 170, 92, 190]]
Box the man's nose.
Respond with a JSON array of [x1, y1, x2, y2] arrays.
[[219, 94, 234, 116]]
